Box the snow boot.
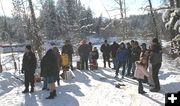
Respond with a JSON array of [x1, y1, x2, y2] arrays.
[[139, 91, 146, 94], [22, 88, 29, 93], [150, 88, 160, 92], [53, 90, 57, 97], [46, 92, 54, 99], [57, 80, 60, 86], [30, 88, 34, 93]]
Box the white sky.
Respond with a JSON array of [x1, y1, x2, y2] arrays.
[[80, 0, 162, 18], [0, 0, 162, 18]]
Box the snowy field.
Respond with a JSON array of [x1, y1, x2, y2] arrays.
[[0, 40, 180, 106]]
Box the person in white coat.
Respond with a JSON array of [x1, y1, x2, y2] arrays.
[[134, 57, 149, 94]]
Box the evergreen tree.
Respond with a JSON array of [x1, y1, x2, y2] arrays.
[[40, 0, 59, 39], [96, 14, 103, 35], [66, 0, 78, 25], [56, 0, 69, 37]]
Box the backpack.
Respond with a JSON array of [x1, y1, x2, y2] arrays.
[[61, 53, 69, 66]]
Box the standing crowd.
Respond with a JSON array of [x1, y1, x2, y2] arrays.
[[21, 37, 162, 99]]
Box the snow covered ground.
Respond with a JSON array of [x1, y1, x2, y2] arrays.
[[0, 41, 180, 106]]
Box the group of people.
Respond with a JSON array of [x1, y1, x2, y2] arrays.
[[100, 38, 162, 94], [21, 37, 162, 100], [21, 40, 74, 99]]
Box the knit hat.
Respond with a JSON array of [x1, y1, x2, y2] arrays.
[[152, 38, 158, 43], [141, 43, 146, 47], [26, 45, 31, 50]]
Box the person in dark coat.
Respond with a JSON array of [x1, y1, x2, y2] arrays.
[[42, 49, 59, 99], [115, 42, 128, 78], [40, 55, 48, 91], [78, 40, 91, 70], [100, 40, 111, 68], [52, 47, 61, 86], [88, 42, 93, 52], [126, 42, 132, 76], [149, 38, 162, 92], [131, 41, 141, 77], [110, 41, 119, 69], [88, 42, 93, 63], [62, 40, 74, 70], [21, 45, 37, 93]]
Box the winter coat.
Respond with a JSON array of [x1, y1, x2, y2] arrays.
[[22, 51, 37, 73], [134, 62, 149, 79], [78, 44, 91, 59], [100, 44, 111, 57], [116, 48, 128, 62], [53, 51, 61, 70], [110, 43, 119, 58], [132, 46, 141, 62], [127, 47, 132, 61], [149, 44, 162, 65], [91, 50, 99, 60], [40, 57, 45, 77], [140, 49, 150, 68], [40, 50, 59, 77], [62, 44, 74, 56]]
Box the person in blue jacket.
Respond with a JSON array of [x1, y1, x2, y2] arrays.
[[115, 42, 128, 79]]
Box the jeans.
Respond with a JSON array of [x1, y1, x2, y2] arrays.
[[68, 54, 73, 70], [131, 62, 136, 76], [80, 57, 88, 70], [103, 54, 111, 68], [126, 59, 132, 76], [24, 71, 34, 90], [43, 77, 48, 89], [152, 63, 161, 90], [115, 61, 126, 76], [112, 57, 117, 69], [138, 79, 144, 93]]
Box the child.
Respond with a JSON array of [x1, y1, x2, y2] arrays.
[[90, 47, 99, 70], [134, 57, 149, 94]]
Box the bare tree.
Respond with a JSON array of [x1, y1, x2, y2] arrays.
[[148, 0, 159, 38], [28, 0, 43, 59]]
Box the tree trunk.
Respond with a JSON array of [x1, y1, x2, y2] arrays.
[[148, 0, 159, 38], [123, 0, 127, 18], [28, 0, 43, 59], [119, 0, 123, 18]]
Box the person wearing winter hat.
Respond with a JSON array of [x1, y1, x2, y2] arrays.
[[134, 57, 149, 94], [62, 40, 74, 70], [21, 45, 37, 93], [149, 38, 162, 92], [78, 39, 91, 70], [100, 40, 111, 68]]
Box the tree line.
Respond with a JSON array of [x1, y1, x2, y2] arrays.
[[0, 0, 170, 44]]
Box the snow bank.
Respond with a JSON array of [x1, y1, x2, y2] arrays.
[[172, 57, 180, 68], [173, 19, 180, 31], [162, 9, 172, 22], [0, 72, 22, 95]]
